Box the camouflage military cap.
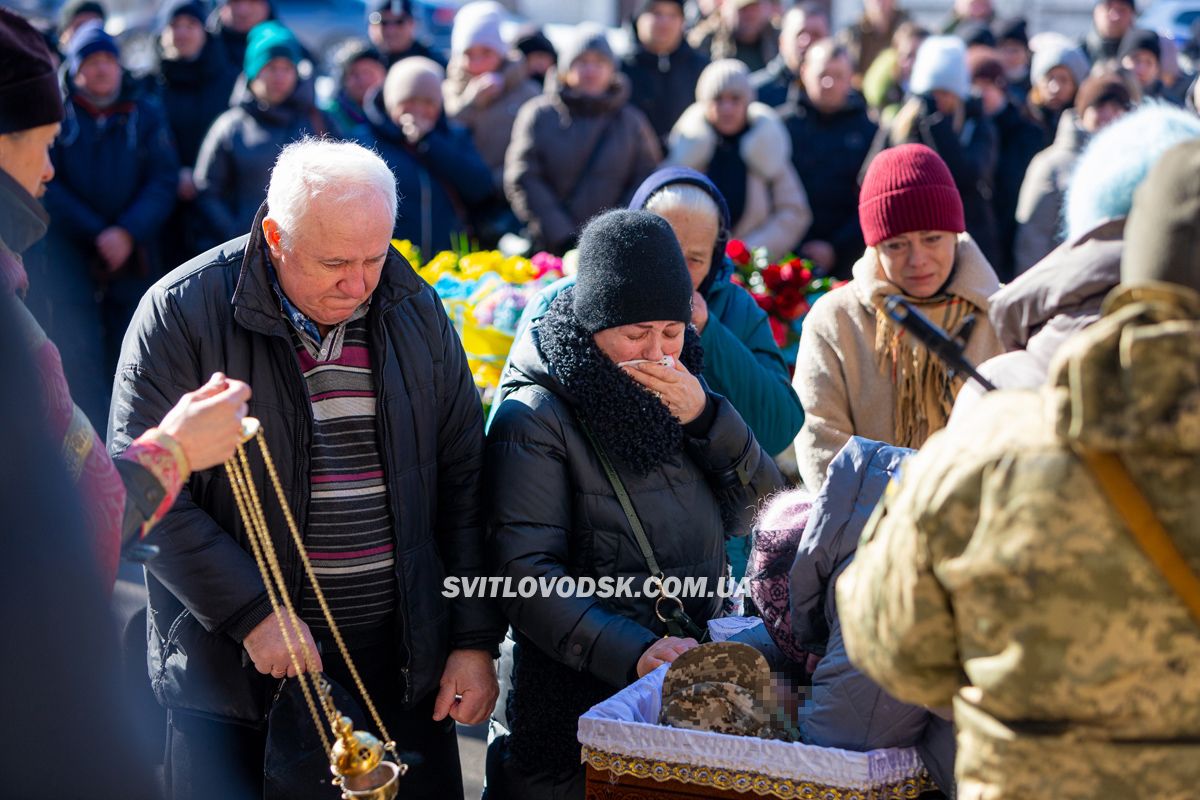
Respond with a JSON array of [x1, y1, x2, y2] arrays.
[[659, 642, 801, 741], [659, 681, 773, 737], [661, 642, 771, 705]]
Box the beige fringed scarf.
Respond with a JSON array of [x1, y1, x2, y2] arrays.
[[873, 293, 981, 448]]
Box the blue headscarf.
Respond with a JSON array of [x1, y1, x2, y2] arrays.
[[629, 166, 732, 297]]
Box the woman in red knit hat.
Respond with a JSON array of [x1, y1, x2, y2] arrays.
[[790, 143, 1004, 490]]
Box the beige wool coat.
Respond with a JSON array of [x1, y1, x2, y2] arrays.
[[443, 56, 541, 186], [666, 101, 812, 261], [791, 234, 1003, 490]]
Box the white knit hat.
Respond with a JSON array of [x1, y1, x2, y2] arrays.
[[909, 35, 970, 100], [450, 1, 507, 56]]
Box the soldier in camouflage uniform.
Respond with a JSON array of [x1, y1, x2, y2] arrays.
[[836, 138, 1200, 800]]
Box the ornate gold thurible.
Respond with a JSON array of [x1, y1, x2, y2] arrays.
[[227, 418, 407, 799]]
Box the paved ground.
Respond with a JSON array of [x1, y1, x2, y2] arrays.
[[459, 723, 488, 798]]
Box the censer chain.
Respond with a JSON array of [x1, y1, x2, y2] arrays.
[[226, 447, 336, 756], [242, 429, 393, 753]]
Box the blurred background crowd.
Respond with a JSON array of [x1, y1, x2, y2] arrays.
[[3, 0, 1193, 436]]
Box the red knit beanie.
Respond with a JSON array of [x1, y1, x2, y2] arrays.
[[858, 144, 965, 247]]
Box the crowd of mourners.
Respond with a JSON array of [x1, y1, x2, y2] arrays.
[[2, 0, 1200, 799], [17, 0, 1197, 429]]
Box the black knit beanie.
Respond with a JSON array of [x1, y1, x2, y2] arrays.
[[59, 0, 106, 32], [573, 209, 693, 334], [635, 0, 685, 19], [0, 8, 65, 135], [1118, 28, 1160, 62]]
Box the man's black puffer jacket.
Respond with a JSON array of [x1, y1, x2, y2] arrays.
[[484, 296, 785, 773], [108, 203, 506, 723]]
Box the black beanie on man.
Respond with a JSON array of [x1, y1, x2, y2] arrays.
[[0, 8, 66, 135], [59, 0, 106, 32], [573, 209, 693, 334], [636, 0, 685, 19], [1118, 28, 1161, 62]]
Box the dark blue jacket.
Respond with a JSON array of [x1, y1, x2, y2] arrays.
[[354, 89, 495, 257], [990, 99, 1045, 283], [155, 35, 239, 168], [621, 37, 709, 148], [781, 90, 877, 278], [45, 77, 179, 270], [750, 54, 795, 108], [193, 80, 331, 249]]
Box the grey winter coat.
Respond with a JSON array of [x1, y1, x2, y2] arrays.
[[790, 436, 956, 795], [1014, 111, 1088, 273], [504, 74, 661, 252]]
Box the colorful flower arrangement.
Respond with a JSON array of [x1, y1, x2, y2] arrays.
[[396, 240, 565, 409], [400, 235, 843, 407], [725, 239, 844, 363]]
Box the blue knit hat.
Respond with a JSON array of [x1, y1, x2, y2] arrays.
[[244, 21, 301, 80], [67, 20, 118, 77]]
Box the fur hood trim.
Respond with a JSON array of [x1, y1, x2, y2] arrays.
[[667, 101, 793, 178]]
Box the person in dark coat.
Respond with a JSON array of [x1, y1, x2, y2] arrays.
[[55, 0, 105, 51], [155, 0, 240, 267], [356, 57, 495, 257], [751, 1, 829, 108], [1119, 28, 1177, 103], [970, 48, 1044, 281], [491, 168, 803, 578], [321, 40, 387, 137], [0, 260, 163, 800], [1082, 0, 1135, 65], [1027, 34, 1090, 146], [688, 0, 778, 73], [109, 138, 507, 800], [193, 21, 331, 250], [206, 0, 273, 75], [878, 35, 1000, 267], [37, 21, 179, 428], [505, 25, 661, 254], [514, 24, 556, 86], [367, 0, 446, 68], [485, 209, 785, 799], [993, 16, 1031, 103], [782, 40, 877, 279], [621, 0, 709, 150]]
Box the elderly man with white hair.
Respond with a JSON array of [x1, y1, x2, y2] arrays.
[[109, 138, 506, 800]]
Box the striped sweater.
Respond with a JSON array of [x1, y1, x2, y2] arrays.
[[290, 311, 397, 648]]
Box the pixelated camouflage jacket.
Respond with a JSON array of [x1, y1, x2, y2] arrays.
[[836, 283, 1200, 800]]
